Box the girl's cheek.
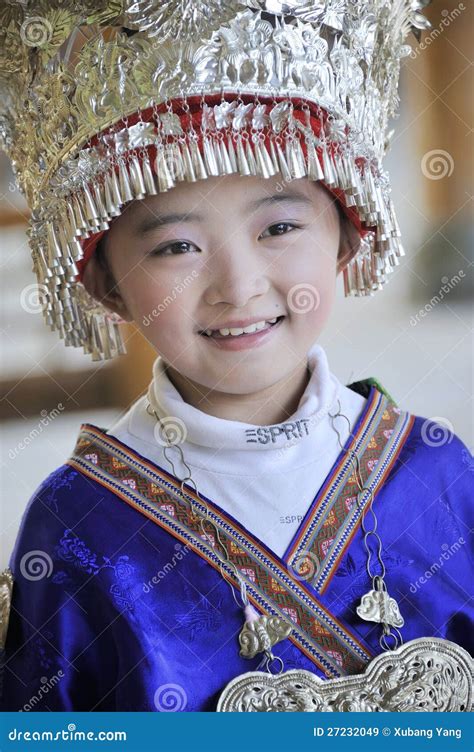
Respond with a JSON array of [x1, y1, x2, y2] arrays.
[[130, 277, 167, 311]]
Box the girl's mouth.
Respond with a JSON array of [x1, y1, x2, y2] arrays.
[[199, 315, 285, 351]]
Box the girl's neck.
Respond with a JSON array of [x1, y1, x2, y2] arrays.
[[163, 362, 311, 426]]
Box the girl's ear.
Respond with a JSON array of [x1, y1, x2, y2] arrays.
[[337, 214, 360, 275], [81, 254, 134, 322]]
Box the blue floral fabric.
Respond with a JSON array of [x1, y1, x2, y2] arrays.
[[1, 415, 472, 712]]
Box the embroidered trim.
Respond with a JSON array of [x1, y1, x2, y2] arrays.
[[285, 393, 415, 593], [67, 433, 376, 679], [317, 410, 414, 591], [66, 383, 415, 679]]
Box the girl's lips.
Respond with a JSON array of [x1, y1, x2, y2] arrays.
[[200, 316, 285, 351]]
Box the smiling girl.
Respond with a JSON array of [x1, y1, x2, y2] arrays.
[[1, 1, 472, 714], [84, 175, 350, 424]]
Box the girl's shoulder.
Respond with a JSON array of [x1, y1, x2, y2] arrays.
[[399, 412, 473, 507], [407, 412, 473, 465], [349, 376, 473, 497], [349, 376, 472, 465]]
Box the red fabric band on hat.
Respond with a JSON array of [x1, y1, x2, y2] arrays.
[[77, 95, 372, 282]]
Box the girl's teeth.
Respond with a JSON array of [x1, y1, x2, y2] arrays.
[[204, 317, 279, 337]]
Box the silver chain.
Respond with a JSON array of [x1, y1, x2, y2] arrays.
[[146, 403, 250, 612], [147, 402, 286, 674], [328, 399, 403, 650], [147, 393, 402, 655]]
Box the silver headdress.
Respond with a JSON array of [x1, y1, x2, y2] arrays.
[[0, 1, 432, 360]]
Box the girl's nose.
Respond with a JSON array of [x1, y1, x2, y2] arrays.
[[203, 243, 270, 308]]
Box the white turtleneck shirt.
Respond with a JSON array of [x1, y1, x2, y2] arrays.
[[106, 342, 367, 558]]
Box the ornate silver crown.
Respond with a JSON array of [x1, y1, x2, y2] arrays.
[[0, 1, 432, 359]]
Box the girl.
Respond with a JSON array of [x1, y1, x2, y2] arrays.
[[1, 0, 472, 713]]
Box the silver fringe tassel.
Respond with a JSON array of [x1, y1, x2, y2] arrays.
[[31, 97, 404, 360]]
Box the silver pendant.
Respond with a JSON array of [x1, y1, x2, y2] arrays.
[[356, 587, 404, 628], [217, 638, 473, 712], [239, 611, 292, 659]]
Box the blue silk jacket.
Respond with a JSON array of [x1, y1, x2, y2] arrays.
[[1, 382, 473, 711]]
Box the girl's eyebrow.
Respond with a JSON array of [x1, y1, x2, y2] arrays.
[[246, 191, 314, 211], [134, 211, 204, 235], [134, 190, 312, 235]]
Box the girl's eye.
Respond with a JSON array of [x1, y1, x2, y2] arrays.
[[260, 222, 301, 238], [150, 241, 199, 257]]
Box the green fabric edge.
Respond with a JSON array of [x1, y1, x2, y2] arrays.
[[346, 376, 397, 406]]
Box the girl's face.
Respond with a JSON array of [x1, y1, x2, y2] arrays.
[[90, 174, 343, 396]]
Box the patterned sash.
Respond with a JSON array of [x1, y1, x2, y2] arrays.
[[285, 388, 414, 592], [67, 385, 414, 681]]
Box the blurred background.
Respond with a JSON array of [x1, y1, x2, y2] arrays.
[[1, 1, 472, 568]]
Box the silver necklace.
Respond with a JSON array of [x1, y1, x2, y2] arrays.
[[146, 396, 473, 712]]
